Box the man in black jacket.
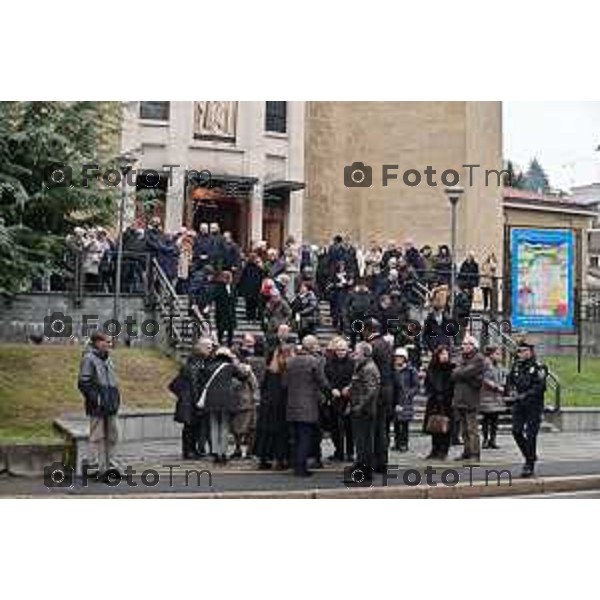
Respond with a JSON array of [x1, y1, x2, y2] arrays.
[[363, 318, 394, 473], [325, 337, 355, 461], [506, 341, 547, 478]]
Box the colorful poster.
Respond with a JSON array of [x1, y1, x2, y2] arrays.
[[511, 228, 574, 331]]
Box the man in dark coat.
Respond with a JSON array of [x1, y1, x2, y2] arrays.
[[363, 318, 394, 473], [285, 335, 330, 477], [192, 223, 212, 271], [238, 254, 264, 321], [213, 270, 237, 346], [78, 332, 120, 475], [452, 335, 485, 462], [169, 337, 214, 459], [325, 337, 355, 461], [348, 341, 380, 469], [222, 231, 241, 274], [345, 280, 377, 347], [506, 341, 547, 478]]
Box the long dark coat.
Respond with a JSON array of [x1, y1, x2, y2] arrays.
[[238, 262, 264, 299], [423, 361, 455, 432], [203, 356, 248, 413], [169, 355, 211, 424], [255, 368, 288, 462], [213, 282, 237, 330]]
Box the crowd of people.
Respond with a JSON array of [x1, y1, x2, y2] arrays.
[[54, 220, 501, 348], [73, 222, 545, 480], [162, 326, 546, 480]]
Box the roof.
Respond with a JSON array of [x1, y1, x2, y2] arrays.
[[503, 186, 598, 216]]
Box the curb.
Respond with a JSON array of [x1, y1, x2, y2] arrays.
[[8, 473, 600, 499]]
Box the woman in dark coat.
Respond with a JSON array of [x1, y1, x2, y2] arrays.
[[423, 345, 455, 460], [203, 346, 249, 464], [255, 343, 294, 470], [213, 270, 237, 347], [238, 253, 265, 321], [168, 338, 214, 459], [434, 245, 453, 286]]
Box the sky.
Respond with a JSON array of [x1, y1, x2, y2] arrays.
[[503, 101, 600, 191]]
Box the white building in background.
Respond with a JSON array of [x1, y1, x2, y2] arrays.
[[571, 183, 600, 271], [120, 101, 306, 249]]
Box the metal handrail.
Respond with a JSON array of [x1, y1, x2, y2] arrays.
[[151, 257, 183, 345]]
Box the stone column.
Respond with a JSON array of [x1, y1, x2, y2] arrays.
[[164, 101, 193, 232], [287, 101, 306, 242]]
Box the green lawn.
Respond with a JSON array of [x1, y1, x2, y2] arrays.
[[0, 343, 179, 443], [544, 356, 600, 407]]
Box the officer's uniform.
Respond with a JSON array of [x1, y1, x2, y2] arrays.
[[506, 349, 547, 473]]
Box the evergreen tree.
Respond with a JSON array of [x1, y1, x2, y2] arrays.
[[523, 157, 550, 193], [0, 101, 121, 293], [503, 160, 526, 189]]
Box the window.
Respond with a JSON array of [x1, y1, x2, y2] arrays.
[[139, 102, 170, 121], [265, 101, 287, 133]]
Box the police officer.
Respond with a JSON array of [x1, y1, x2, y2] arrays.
[[506, 340, 547, 478]]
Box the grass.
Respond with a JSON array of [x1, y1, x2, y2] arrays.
[[544, 356, 600, 407], [0, 343, 179, 443]]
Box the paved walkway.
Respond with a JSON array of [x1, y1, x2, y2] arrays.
[[109, 431, 600, 473], [3, 432, 600, 496]]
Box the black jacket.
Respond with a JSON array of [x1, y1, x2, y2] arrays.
[[238, 262, 264, 298], [424, 361, 455, 429], [213, 282, 237, 330], [506, 357, 547, 406]]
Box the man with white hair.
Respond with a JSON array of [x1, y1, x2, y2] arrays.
[[451, 334, 486, 462]]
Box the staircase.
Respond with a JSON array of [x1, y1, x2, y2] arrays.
[[149, 260, 561, 428]]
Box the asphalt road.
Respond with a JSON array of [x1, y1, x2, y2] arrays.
[[3, 457, 600, 497]]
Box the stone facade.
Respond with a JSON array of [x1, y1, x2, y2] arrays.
[[120, 101, 306, 247], [304, 101, 504, 263]]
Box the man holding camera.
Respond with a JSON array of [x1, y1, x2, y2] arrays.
[[78, 331, 121, 478]]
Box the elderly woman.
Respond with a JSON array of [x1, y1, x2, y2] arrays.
[[480, 345, 506, 449], [202, 346, 251, 464]]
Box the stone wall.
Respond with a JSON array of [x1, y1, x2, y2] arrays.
[[0, 293, 158, 347], [304, 101, 503, 264]]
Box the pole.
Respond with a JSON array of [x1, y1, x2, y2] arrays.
[[576, 286, 582, 374], [112, 171, 127, 345], [450, 199, 457, 315]]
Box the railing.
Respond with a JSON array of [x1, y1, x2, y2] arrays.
[[150, 257, 183, 346], [149, 258, 213, 351], [67, 248, 152, 307]]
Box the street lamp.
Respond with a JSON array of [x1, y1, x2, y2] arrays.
[[444, 185, 464, 314], [112, 150, 139, 344]]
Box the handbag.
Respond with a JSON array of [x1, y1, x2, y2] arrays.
[[425, 414, 450, 434]]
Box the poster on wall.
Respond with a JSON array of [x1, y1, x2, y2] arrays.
[[511, 228, 575, 331]]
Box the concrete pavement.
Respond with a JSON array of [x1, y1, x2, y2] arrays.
[[3, 432, 600, 497]]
